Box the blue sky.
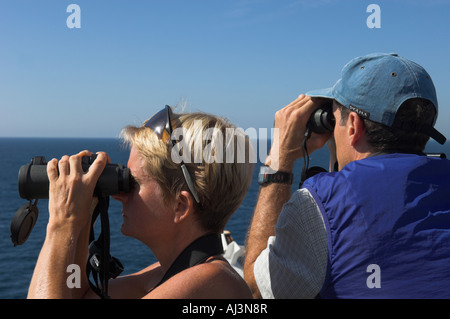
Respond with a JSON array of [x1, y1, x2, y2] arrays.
[[1, 0, 450, 138]]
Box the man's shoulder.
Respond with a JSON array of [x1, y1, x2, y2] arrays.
[[277, 188, 325, 231], [291, 187, 319, 207]]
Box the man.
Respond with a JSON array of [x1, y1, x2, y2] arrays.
[[244, 53, 450, 298]]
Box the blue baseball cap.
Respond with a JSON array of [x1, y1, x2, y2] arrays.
[[306, 52, 446, 144]]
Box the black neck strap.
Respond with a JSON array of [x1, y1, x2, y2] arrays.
[[87, 196, 123, 299], [152, 233, 224, 290]]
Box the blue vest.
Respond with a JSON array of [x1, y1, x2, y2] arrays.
[[303, 154, 450, 298]]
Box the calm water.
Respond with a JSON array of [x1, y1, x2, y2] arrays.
[[0, 137, 447, 298]]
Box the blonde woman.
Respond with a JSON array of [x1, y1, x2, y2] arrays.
[[28, 106, 254, 299]]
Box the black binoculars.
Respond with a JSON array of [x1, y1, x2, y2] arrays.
[[18, 154, 131, 199], [11, 154, 131, 246], [307, 102, 335, 134]]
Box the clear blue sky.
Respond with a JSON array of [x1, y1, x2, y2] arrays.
[[1, 0, 450, 138]]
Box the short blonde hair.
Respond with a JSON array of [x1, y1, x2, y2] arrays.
[[120, 108, 254, 233]]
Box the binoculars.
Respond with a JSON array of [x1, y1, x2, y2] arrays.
[[11, 154, 131, 246], [307, 102, 335, 134], [18, 154, 131, 199]]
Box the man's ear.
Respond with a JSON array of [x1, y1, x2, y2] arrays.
[[348, 112, 365, 147], [173, 191, 195, 224]]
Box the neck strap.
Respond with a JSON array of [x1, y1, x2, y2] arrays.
[[87, 196, 123, 299], [152, 233, 224, 290]]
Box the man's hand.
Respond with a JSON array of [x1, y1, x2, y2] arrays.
[[244, 94, 332, 298], [266, 94, 332, 172]]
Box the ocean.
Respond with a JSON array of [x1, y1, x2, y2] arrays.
[[0, 137, 448, 299]]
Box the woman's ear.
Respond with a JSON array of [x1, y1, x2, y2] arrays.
[[173, 191, 195, 224]]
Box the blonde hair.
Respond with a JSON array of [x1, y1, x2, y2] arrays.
[[120, 109, 255, 233]]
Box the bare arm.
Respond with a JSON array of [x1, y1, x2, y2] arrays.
[[244, 95, 330, 298], [28, 151, 107, 298], [244, 183, 292, 298]]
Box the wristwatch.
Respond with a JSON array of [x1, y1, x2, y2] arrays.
[[258, 165, 293, 186]]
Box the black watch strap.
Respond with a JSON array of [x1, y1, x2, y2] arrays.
[[258, 165, 293, 186]]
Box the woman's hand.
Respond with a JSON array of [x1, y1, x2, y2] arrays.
[[46, 150, 108, 235]]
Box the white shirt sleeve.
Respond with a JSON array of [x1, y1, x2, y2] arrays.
[[254, 188, 328, 299]]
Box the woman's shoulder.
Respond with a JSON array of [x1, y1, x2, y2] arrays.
[[147, 257, 253, 299]]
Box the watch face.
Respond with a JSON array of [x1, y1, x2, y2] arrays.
[[258, 165, 293, 186], [258, 166, 269, 185], [258, 172, 266, 185], [258, 174, 265, 184]]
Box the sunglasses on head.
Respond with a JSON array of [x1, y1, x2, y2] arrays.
[[144, 105, 202, 207]]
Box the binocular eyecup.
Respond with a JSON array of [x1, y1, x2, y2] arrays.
[[307, 102, 335, 134]]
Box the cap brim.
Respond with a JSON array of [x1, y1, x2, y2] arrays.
[[305, 87, 335, 99]]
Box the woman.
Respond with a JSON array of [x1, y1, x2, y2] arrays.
[[28, 106, 254, 298]]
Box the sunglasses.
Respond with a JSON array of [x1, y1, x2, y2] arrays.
[[144, 105, 202, 207]]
